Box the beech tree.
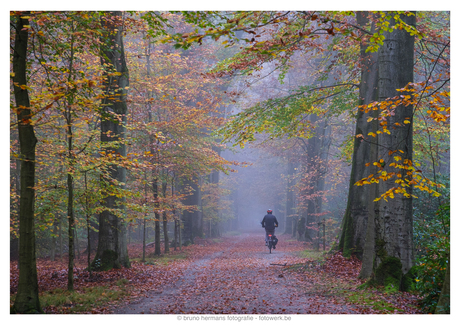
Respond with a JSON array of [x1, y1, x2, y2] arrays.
[[11, 12, 42, 314], [339, 12, 379, 260], [93, 11, 130, 270], [362, 12, 416, 284]]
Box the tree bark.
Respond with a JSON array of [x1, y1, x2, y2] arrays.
[[84, 172, 92, 276], [162, 181, 170, 254], [67, 171, 75, 290], [304, 115, 320, 243], [359, 104, 379, 279], [66, 27, 76, 291], [373, 12, 415, 276], [284, 159, 295, 235], [50, 215, 58, 261], [182, 178, 201, 244], [153, 178, 161, 256], [11, 12, 42, 314], [435, 261, 450, 314], [339, 11, 379, 260], [94, 11, 130, 270]]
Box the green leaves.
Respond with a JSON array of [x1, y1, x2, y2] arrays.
[[366, 11, 425, 53], [217, 83, 357, 147]]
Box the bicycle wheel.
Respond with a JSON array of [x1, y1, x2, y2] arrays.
[[268, 240, 272, 254]]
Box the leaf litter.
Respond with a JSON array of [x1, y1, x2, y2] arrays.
[[10, 233, 421, 314]]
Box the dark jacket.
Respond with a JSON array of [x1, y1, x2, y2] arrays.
[[262, 214, 279, 231]]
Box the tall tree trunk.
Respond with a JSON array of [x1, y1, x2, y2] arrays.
[[67, 172, 75, 290], [359, 106, 379, 279], [11, 12, 42, 314], [339, 11, 379, 259], [10, 130, 21, 261], [182, 178, 200, 244], [94, 11, 130, 270], [66, 27, 76, 291], [304, 114, 319, 242], [372, 12, 416, 281], [59, 215, 63, 261], [84, 172, 92, 277], [142, 217, 146, 262], [284, 159, 295, 235], [153, 178, 161, 256], [50, 215, 58, 261], [162, 181, 170, 254], [314, 119, 330, 249]]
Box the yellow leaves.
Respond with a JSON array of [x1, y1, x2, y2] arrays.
[[18, 84, 31, 90], [368, 132, 376, 137], [427, 109, 449, 123]]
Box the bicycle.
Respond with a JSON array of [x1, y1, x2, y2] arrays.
[[267, 233, 277, 254], [267, 234, 273, 253]]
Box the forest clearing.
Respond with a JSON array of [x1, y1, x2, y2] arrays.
[[10, 10, 449, 316]]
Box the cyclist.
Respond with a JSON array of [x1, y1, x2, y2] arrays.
[[261, 209, 279, 249]]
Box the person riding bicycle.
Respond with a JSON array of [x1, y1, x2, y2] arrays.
[[261, 209, 279, 249]]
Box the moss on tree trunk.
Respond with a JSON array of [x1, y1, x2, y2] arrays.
[[92, 249, 119, 271]]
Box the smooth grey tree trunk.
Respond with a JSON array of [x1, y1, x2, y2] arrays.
[[162, 180, 170, 254], [94, 11, 130, 270], [373, 12, 416, 275], [359, 103, 379, 279], [11, 12, 42, 314], [304, 115, 319, 242], [339, 11, 379, 260], [153, 177, 161, 256], [284, 159, 295, 235]]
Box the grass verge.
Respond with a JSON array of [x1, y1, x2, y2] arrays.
[[11, 281, 130, 314], [131, 252, 188, 266], [343, 290, 404, 313], [297, 249, 327, 260]]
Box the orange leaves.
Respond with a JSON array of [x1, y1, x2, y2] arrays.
[[357, 153, 445, 201], [426, 108, 450, 123], [360, 80, 449, 129]]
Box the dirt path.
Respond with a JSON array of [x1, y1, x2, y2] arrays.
[[114, 233, 358, 314]]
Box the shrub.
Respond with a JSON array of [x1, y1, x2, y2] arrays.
[[414, 203, 449, 313]]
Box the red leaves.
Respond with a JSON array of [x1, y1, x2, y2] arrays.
[[11, 235, 422, 314], [322, 251, 362, 279]]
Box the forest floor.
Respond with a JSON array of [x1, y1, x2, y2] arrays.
[[10, 232, 421, 314]]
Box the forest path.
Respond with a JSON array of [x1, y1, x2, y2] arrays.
[[114, 232, 358, 314]]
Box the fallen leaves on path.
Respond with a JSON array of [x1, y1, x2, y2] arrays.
[[10, 232, 422, 314]]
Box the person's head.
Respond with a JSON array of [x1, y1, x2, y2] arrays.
[[267, 209, 273, 214]]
